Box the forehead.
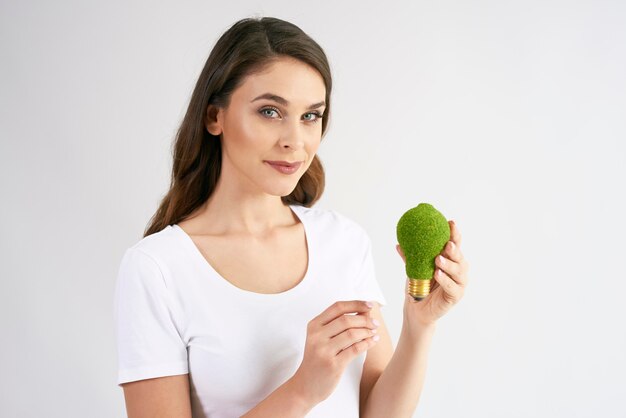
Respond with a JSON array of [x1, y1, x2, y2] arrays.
[[233, 58, 326, 106]]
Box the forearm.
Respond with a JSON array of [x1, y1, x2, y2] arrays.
[[240, 375, 316, 418], [362, 321, 436, 418]]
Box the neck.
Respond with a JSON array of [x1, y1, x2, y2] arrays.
[[184, 172, 295, 237]]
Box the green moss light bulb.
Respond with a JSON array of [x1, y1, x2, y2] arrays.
[[396, 203, 450, 300]]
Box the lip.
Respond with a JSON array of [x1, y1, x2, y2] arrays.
[[265, 160, 303, 174], [264, 160, 303, 167]]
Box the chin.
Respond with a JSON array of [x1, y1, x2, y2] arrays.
[[263, 181, 301, 198], [274, 186, 300, 197]]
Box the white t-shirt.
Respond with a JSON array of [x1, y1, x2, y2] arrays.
[[114, 204, 387, 417]]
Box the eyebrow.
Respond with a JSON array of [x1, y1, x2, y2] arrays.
[[251, 93, 326, 110]]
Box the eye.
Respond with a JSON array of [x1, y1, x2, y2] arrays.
[[303, 112, 323, 123], [259, 106, 323, 124], [259, 106, 280, 119]]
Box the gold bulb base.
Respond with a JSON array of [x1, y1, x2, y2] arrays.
[[408, 279, 431, 301]]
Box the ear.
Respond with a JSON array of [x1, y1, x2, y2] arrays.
[[205, 104, 223, 136]]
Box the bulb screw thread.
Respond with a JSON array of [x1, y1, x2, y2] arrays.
[[408, 279, 431, 300]]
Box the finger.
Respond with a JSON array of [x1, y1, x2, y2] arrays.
[[435, 255, 467, 286], [325, 310, 378, 339], [433, 268, 464, 301], [314, 300, 372, 327], [449, 220, 462, 247], [332, 325, 379, 355], [442, 240, 465, 264], [396, 244, 406, 263], [429, 276, 440, 293], [336, 332, 379, 364]]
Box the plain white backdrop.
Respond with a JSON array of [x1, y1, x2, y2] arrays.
[[1, 0, 625, 417]]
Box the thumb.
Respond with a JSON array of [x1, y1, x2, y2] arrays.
[[396, 244, 406, 263]]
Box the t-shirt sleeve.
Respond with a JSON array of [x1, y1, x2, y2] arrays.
[[352, 231, 388, 308], [114, 247, 188, 386]]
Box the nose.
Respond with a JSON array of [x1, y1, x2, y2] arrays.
[[277, 120, 306, 151]]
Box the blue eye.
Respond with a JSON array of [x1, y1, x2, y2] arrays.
[[260, 107, 279, 118], [259, 106, 323, 124], [304, 112, 323, 123]]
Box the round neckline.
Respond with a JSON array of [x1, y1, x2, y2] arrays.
[[170, 204, 312, 303]]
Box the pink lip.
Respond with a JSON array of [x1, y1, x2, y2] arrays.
[[265, 160, 302, 174], [264, 160, 302, 167]]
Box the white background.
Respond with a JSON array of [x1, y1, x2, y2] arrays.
[[1, 1, 625, 417]]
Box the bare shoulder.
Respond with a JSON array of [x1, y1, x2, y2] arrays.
[[122, 374, 192, 418]]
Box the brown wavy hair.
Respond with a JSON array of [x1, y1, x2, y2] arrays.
[[143, 16, 332, 237]]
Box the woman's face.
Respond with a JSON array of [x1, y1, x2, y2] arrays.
[[207, 57, 326, 198]]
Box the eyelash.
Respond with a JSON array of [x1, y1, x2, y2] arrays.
[[259, 106, 324, 123]]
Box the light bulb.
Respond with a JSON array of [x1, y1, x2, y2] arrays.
[[396, 203, 450, 300]]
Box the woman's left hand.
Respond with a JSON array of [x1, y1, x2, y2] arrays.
[[396, 220, 469, 329]]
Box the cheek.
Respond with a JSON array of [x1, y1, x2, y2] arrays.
[[308, 134, 322, 153], [244, 112, 283, 141], [234, 115, 258, 141], [226, 114, 271, 150]]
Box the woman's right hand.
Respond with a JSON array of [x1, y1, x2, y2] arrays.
[[291, 300, 380, 405]]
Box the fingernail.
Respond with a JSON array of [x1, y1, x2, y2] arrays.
[[373, 318, 380, 327], [373, 335, 380, 341], [365, 301, 373, 308]]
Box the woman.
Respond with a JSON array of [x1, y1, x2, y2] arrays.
[[114, 16, 469, 418]]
